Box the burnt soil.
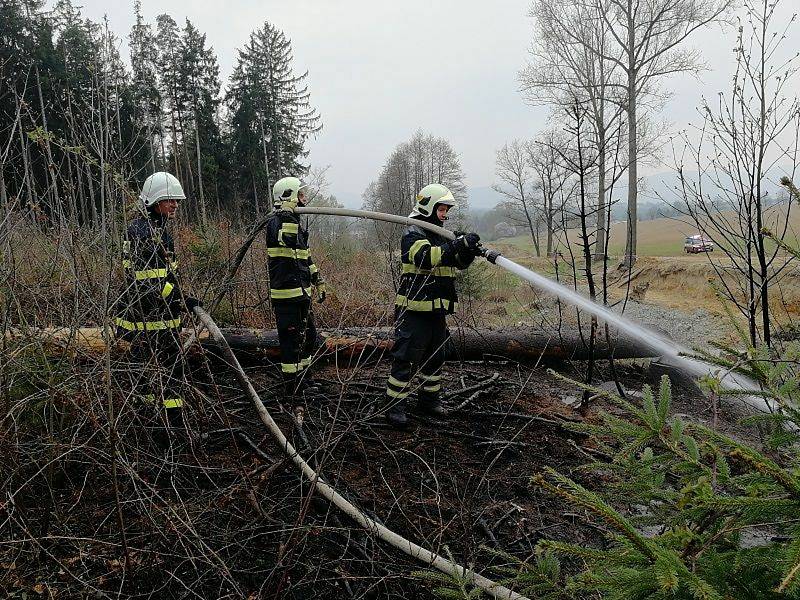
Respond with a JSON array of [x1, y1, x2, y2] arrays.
[[0, 353, 753, 599]]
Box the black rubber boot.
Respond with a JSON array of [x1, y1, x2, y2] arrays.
[[416, 393, 447, 417], [384, 399, 409, 429]]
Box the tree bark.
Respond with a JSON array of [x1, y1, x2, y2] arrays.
[[11, 326, 660, 362], [624, 7, 638, 268]]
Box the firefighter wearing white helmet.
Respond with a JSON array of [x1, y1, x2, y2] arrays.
[[272, 176, 306, 208], [383, 183, 482, 429], [409, 183, 456, 218], [112, 172, 200, 438], [139, 171, 186, 208], [266, 176, 326, 399]]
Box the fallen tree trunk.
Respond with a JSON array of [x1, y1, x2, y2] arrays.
[[6, 325, 658, 361], [204, 326, 655, 362]]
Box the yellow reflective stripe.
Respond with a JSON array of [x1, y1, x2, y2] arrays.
[[401, 264, 456, 277], [300, 356, 312, 368], [395, 295, 456, 312], [422, 374, 441, 382], [270, 286, 312, 299], [267, 247, 310, 259], [282, 363, 301, 373], [141, 394, 182, 408], [114, 317, 181, 331], [123, 240, 131, 254], [408, 239, 430, 264], [122, 260, 177, 275], [423, 383, 442, 392], [388, 375, 409, 388], [395, 295, 433, 311], [309, 263, 319, 274], [278, 223, 298, 246], [429, 246, 443, 267], [134, 268, 168, 280], [161, 282, 174, 298], [387, 387, 410, 399]]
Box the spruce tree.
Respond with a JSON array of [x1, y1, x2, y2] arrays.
[[226, 21, 321, 214], [129, 0, 161, 174], [177, 19, 224, 220], [155, 13, 183, 180]]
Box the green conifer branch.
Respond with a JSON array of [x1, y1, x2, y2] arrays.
[[692, 424, 800, 497], [533, 468, 657, 561]]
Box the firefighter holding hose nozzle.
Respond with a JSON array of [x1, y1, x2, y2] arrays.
[[384, 184, 483, 428]]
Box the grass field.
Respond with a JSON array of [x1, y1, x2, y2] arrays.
[[496, 205, 800, 258]]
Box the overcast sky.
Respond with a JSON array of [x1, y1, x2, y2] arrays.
[[74, 0, 796, 206]]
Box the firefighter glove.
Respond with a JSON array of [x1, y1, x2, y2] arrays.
[[316, 281, 327, 303], [463, 232, 481, 251]]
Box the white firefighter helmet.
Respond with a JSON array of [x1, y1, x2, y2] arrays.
[[272, 176, 307, 207], [409, 183, 456, 218], [139, 172, 186, 209]]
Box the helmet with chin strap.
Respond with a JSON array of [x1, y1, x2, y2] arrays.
[[409, 183, 456, 218], [272, 176, 307, 208], [140, 172, 186, 209]]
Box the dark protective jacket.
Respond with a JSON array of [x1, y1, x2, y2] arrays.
[[266, 204, 323, 302], [395, 221, 474, 314], [112, 212, 184, 333]]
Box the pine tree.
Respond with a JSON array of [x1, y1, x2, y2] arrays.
[[226, 21, 321, 214], [155, 13, 183, 181], [129, 0, 161, 174], [177, 19, 224, 221]]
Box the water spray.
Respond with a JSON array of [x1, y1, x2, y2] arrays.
[[295, 206, 767, 411]]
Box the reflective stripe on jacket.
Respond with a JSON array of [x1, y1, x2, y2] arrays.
[[112, 214, 183, 331], [395, 223, 474, 314], [266, 205, 322, 302]]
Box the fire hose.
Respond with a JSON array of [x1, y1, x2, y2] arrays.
[[193, 305, 529, 600], [184, 205, 766, 598]]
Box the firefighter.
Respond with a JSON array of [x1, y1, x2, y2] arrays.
[[384, 183, 482, 428], [265, 176, 326, 399], [112, 172, 200, 431]]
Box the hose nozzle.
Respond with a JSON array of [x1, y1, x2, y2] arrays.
[[481, 246, 501, 264]]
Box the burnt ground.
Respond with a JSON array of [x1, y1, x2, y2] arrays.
[[0, 352, 760, 599]]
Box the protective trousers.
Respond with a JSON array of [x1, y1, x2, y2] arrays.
[[273, 297, 317, 393], [126, 328, 186, 429], [385, 310, 448, 407]]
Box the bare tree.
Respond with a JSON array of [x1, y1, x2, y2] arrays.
[[672, 0, 799, 347], [530, 0, 733, 267], [528, 130, 573, 256], [493, 140, 542, 255], [362, 129, 466, 217], [523, 0, 628, 262]]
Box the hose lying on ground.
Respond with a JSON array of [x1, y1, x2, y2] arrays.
[[192, 305, 530, 600]]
